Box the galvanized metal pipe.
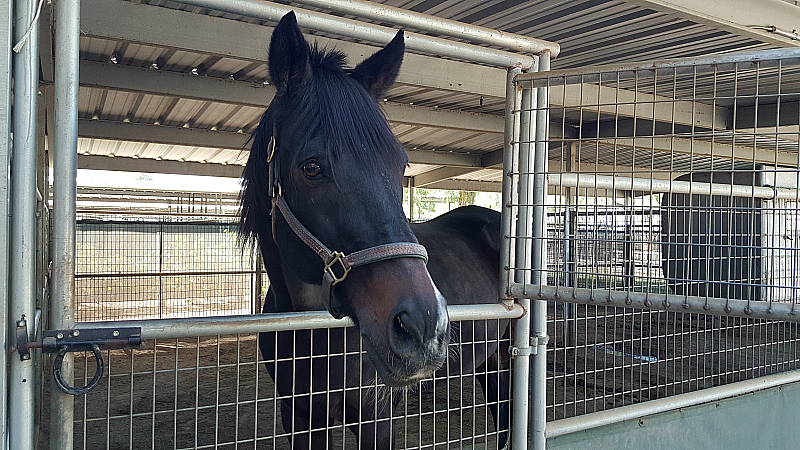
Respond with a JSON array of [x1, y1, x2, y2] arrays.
[[530, 50, 551, 450], [75, 303, 525, 340], [499, 67, 523, 300], [177, 0, 535, 69], [546, 369, 800, 438], [548, 173, 799, 200], [9, 0, 41, 447], [289, 0, 560, 57], [50, 0, 80, 448], [510, 284, 800, 323], [0, 0, 14, 447], [510, 55, 538, 450], [516, 48, 800, 83]]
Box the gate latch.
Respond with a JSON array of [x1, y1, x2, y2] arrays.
[[15, 321, 143, 396]]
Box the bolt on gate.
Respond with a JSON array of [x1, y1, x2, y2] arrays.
[[506, 50, 800, 447]]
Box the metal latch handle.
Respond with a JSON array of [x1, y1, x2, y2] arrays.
[[14, 322, 143, 396]]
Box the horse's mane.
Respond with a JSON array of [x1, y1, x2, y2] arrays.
[[239, 44, 407, 242]]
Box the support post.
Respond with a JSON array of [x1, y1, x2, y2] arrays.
[[511, 57, 538, 450], [10, 0, 41, 446], [530, 50, 551, 450], [0, 0, 14, 446], [50, 0, 80, 447], [499, 67, 522, 300]]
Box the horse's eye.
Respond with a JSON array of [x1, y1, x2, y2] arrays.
[[302, 161, 323, 179]]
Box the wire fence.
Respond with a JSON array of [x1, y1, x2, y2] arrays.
[[75, 214, 264, 322], [53, 320, 512, 450], [507, 50, 800, 425]]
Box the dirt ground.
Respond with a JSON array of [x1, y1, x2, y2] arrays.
[[36, 311, 800, 449]]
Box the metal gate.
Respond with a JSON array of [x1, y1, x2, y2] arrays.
[[505, 50, 800, 446], [5, 0, 560, 448]]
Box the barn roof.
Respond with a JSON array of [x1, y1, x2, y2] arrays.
[[37, 0, 800, 206]]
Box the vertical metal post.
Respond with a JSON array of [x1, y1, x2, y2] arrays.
[[159, 222, 164, 318], [0, 0, 14, 447], [499, 66, 523, 300], [623, 193, 634, 288], [511, 57, 537, 450], [564, 141, 576, 347], [9, 0, 41, 446], [530, 50, 551, 450], [51, 0, 80, 448], [253, 249, 263, 314], [408, 177, 415, 221]]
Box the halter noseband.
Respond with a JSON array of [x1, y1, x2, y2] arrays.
[[266, 133, 429, 319]]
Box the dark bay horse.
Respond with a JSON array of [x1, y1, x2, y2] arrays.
[[240, 12, 510, 449]]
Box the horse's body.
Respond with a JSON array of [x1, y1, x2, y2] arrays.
[[241, 13, 510, 449]]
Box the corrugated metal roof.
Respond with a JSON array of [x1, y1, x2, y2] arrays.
[[67, 0, 798, 191]]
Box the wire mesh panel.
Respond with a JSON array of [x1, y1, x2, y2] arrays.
[[43, 316, 513, 450], [75, 214, 262, 322], [508, 50, 800, 424]]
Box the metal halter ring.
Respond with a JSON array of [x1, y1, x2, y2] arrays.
[[324, 251, 352, 285], [53, 344, 105, 396]]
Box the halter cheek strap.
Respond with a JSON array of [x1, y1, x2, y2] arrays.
[[267, 135, 429, 319]]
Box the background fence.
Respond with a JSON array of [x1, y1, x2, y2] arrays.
[[75, 214, 263, 322]]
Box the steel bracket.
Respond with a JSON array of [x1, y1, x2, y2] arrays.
[[509, 345, 535, 357]]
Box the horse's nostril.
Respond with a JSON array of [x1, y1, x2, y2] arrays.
[[390, 311, 424, 357]]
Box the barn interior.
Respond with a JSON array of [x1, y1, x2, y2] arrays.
[[4, 1, 800, 449]]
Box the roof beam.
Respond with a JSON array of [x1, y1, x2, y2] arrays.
[[414, 167, 480, 187], [81, 0, 507, 98], [628, 0, 800, 48], [77, 155, 244, 178], [77, 119, 485, 168], [78, 61, 506, 134], [548, 84, 730, 130], [595, 136, 800, 167], [79, 61, 271, 108], [423, 180, 502, 193], [79, 119, 250, 149]]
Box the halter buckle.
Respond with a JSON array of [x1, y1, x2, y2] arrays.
[[324, 251, 351, 285]]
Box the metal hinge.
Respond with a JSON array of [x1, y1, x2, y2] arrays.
[[14, 320, 143, 395]]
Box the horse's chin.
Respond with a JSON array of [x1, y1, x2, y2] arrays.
[[361, 335, 447, 387]]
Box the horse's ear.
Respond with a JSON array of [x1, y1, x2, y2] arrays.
[[269, 12, 311, 95], [351, 30, 404, 100]]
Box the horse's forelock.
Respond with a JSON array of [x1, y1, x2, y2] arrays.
[[240, 45, 406, 240]]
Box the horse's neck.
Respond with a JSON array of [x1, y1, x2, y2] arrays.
[[259, 226, 324, 313], [258, 231, 294, 313]]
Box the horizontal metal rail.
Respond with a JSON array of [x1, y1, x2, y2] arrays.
[[76, 209, 238, 218], [290, 0, 560, 57], [177, 0, 536, 69], [75, 269, 259, 278], [75, 303, 525, 339], [509, 284, 800, 322], [546, 369, 800, 438], [547, 173, 800, 200], [515, 47, 800, 84]]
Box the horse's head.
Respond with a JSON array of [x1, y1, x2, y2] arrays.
[[241, 12, 449, 386]]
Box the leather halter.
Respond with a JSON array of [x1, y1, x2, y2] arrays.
[[266, 133, 429, 319]]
